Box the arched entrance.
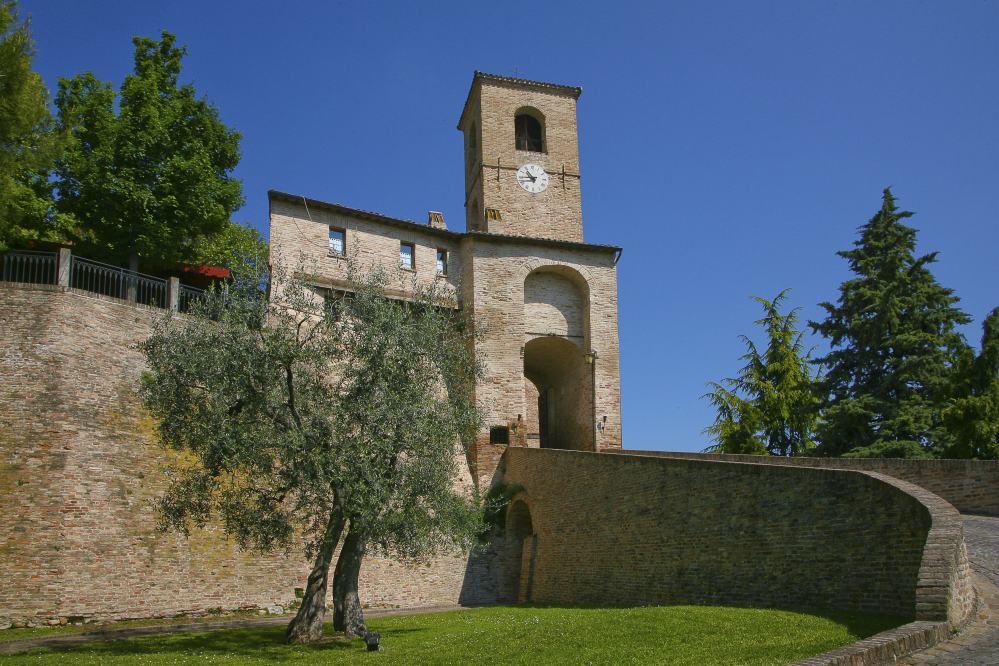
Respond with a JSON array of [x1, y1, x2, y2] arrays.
[[503, 499, 537, 603], [524, 337, 591, 450], [522, 267, 591, 450]]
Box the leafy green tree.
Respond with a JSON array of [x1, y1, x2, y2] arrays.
[[54, 31, 243, 268], [809, 189, 971, 458], [703, 289, 819, 456], [140, 259, 484, 644], [942, 308, 999, 459], [191, 220, 269, 288], [0, 1, 71, 250]]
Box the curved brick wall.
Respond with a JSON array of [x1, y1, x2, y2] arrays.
[[0, 284, 469, 622], [612, 450, 999, 516], [503, 448, 973, 626]]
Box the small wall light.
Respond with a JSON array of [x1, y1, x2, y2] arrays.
[[583, 349, 598, 364], [365, 632, 381, 651]]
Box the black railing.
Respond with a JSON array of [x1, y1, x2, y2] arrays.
[[0, 251, 57, 285], [178, 284, 205, 313], [70, 256, 169, 308], [1, 249, 220, 313]]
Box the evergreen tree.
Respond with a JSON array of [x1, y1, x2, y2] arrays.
[[0, 2, 70, 250], [54, 31, 243, 267], [942, 308, 999, 459], [809, 189, 971, 458], [703, 289, 819, 456]]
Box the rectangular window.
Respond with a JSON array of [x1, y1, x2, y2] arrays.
[[400, 242, 414, 270], [489, 426, 510, 445], [436, 249, 447, 275], [329, 228, 345, 256]]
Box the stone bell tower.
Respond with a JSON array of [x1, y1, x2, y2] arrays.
[[458, 71, 584, 241]]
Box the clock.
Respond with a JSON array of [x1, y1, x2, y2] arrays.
[[516, 164, 549, 194]]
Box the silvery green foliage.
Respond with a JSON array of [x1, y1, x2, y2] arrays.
[[139, 256, 486, 564]]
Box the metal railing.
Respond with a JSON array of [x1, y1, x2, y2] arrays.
[[0, 251, 57, 285], [70, 256, 169, 309], [1, 249, 221, 313], [178, 284, 205, 313]]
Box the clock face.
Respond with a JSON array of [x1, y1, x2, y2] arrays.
[[517, 164, 549, 194]]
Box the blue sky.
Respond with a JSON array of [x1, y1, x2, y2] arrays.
[[22, 0, 998, 452]]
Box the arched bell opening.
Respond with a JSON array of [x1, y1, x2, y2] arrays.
[[503, 499, 536, 603], [524, 336, 591, 450]]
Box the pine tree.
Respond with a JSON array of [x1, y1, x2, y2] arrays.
[[0, 2, 70, 249], [703, 289, 819, 456], [942, 308, 999, 459], [809, 189, 971, 458]]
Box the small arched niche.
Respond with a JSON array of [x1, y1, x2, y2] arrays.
[[514, 107, 545, 153], [502, 499, 535, 603]]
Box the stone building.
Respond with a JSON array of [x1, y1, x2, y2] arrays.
[[269, 71, 623, 484], [0, 71, 986, 640]]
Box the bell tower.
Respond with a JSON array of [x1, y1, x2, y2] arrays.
[[458, 72, 584, 242]]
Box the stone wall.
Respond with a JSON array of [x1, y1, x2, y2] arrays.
[[608, 450, 999, 517], [0, 284, 470, 622], [501, 448, 974, 627]]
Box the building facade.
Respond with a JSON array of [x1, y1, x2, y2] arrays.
[[269, 71, 623, 485]]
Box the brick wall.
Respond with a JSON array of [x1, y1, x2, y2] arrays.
[[0, 284, 471, 622], [501, 448, 974, 627], [460, 74, 584, 241], [609, 451, 999, 517]]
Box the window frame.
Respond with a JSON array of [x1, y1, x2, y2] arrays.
[[400, 241, 415, 271], [436, 249, 447, 276], [328, 227, 346, 257], [489, 426, 510, 445]]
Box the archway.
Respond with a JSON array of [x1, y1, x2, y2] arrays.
[[522, 266, 591, 450], [503, 499, 536, 603]]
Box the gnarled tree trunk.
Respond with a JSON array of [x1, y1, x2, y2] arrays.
[[331, 524, 368, 637], [285, 507, 346, 644]]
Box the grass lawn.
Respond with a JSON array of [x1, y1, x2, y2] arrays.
[[0, 605, 905, 665]]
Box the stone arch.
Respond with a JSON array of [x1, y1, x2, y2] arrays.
[[524, 336, 591, 450], [503, 497, 537, 603], [516, 259, 594, 285]]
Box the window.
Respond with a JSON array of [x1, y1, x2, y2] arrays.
[[436, 249, 447, 275], [466, 122, 477, 171], [515, 114, 544, 152], [400, 242, 414, 270], [490, 426, 510, 445], [329, 228, 345, 256]]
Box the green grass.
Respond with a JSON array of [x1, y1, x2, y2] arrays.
[[0, 605, 906, 665]]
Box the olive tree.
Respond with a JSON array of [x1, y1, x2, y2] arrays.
[[139, 258, 485, 643]]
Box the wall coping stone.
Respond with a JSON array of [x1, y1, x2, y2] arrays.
[[785, 620, 949, 666]]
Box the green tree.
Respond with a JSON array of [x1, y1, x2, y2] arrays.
[[703, 289, 819, 456], [0, 1, 70, 250], [942, 308, 999, 459], [54, 31, 243, 268], [809, 189, 971, 458], [191, 220, 269, 288], [140, 259, 484, 644]]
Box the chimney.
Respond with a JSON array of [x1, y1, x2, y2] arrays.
[[428, 211, 447, 230]]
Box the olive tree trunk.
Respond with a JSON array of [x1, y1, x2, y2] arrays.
[[331, 525, 368, 637], [285, 508, 346, 644]]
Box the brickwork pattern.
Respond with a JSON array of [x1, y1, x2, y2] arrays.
[[502, 448, 973, 624], [0, 284, 471, 622], [460, 77, 584, 241], [609, 450, 999, 516]]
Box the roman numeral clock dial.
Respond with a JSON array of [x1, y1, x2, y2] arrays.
[[517, 164, 549, 194]]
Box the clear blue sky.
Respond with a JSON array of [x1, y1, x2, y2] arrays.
[[22, 0, 999, 452]]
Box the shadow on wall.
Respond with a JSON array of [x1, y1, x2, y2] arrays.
[[459, 448, 974, 630]]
